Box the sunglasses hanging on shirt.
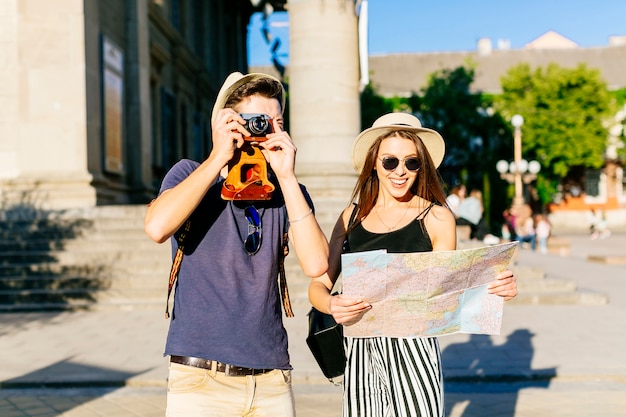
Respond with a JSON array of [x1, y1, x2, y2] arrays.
[[244, 206, 263, 255]]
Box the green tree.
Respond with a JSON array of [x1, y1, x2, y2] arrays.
[[410, 66, 483, 166], [496, 63, 615, 202], [360, 82, 394, 130], [409, 65, 511, 226]]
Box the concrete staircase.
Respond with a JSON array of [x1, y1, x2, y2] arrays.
[[0, 206, 172, 312], [0, 204, 330, 313], [0, 201, 607, 313], [509, 264, 608, 305], [457, 233, 608, 306]]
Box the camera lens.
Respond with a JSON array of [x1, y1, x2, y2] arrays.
[[248, 116, 269, 135]]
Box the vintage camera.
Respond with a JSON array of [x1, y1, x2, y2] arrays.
[[241, 113, 273, 140], [221, 113, 276, 201]]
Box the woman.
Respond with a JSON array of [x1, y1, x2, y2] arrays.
[[456, 188, 490, 240], [445, 184, 466, 217], [308, 113, 518, 417]]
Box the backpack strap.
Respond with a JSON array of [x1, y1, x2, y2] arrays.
[[164, 206, 294, 319], [278, 220, 294, 317], [164, 219, 191, 319]]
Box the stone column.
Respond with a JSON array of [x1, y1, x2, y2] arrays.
[[0, 0, 95, 210], [287, 0, 361, 232], [125, 0, 153, 202]]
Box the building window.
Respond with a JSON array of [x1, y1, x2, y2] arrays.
[[101, 36, 125, 175], [585, 169, 601, 197]]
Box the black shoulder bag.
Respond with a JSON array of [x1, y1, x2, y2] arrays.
[[305, 204, 358, 383]]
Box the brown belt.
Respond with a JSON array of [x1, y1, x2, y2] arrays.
[[170, 355, 274, 377]]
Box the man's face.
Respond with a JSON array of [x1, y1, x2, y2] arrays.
[[234, 94, 284, 131]]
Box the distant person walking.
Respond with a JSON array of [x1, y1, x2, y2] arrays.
[[455, 189, 489, 240], [534, 213, 551, 254], [445, 184, 466, 217], [515, 206, 536, 250], [501, 208, 517, 241], [588, 209, 611, 240]]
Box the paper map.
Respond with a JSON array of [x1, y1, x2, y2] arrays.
[[341, 242, 518, 338]]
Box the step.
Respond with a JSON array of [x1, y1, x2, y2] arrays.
[[0, 287, 165, 308], [517, 278, 577, 293], [0, 236, 165, 252], [511, 265, 546, 280], [0, 248, 171, 265], [588, 255, 626, 265], [0, 288, 316, 314], [1, 257, 287, 275], [0, 300, 164, 313], [0, 273, 168, 291], [509, 290, 609, 305]]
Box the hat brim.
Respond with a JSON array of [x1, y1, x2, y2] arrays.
[[211, 72, 285, 125], [352, 125, 445, 172]]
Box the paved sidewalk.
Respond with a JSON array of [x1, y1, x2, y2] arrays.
[[0, 230, 625, 416]]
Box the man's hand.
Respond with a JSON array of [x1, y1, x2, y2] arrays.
[[258, 119, 297, 180], [211, 108, 248, 167]]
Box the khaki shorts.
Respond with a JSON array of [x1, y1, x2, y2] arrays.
[[166, 361, 294, 417]]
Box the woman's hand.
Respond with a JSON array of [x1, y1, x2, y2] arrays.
[[329, 294, 372, 326], [488, 269, 518, 301]]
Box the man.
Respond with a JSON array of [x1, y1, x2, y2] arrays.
[[144, 72, 329, 416]]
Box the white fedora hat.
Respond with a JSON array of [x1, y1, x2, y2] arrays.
[[211, 72, 285, 125], [352, 113, 445, 172]]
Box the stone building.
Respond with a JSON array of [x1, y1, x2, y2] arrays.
[[0, 0, 288, 209], [367, 32, 626, 96]]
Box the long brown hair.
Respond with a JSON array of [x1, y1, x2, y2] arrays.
[[348, 130, 448, 231]]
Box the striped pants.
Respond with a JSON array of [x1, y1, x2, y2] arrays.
[[343, 336, 444, 417]]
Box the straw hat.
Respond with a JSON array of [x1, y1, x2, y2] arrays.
[[210, 72, 285, 124], [351, 113, 445, 172]]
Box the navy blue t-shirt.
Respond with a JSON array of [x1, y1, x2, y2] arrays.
[[160, 159, 310, 370]]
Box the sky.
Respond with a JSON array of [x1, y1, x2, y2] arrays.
[[247, 0, 626, 67]]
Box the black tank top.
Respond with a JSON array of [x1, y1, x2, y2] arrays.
[[346, 203, 435, 254]]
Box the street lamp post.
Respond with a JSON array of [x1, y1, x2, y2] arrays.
[[496, 114, 540, 210], [512, 114, 524, 208]]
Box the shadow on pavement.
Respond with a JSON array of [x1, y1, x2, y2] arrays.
[[1, 357, 150, 389], [442, 329, 556, 417], [0, 358, 152, 414]]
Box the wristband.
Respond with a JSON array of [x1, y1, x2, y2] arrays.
[[290, 208, 313, 223]]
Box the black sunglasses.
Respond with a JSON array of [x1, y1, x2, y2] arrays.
[[379, 156, 421, 172], [244, 206, 262, 255]]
